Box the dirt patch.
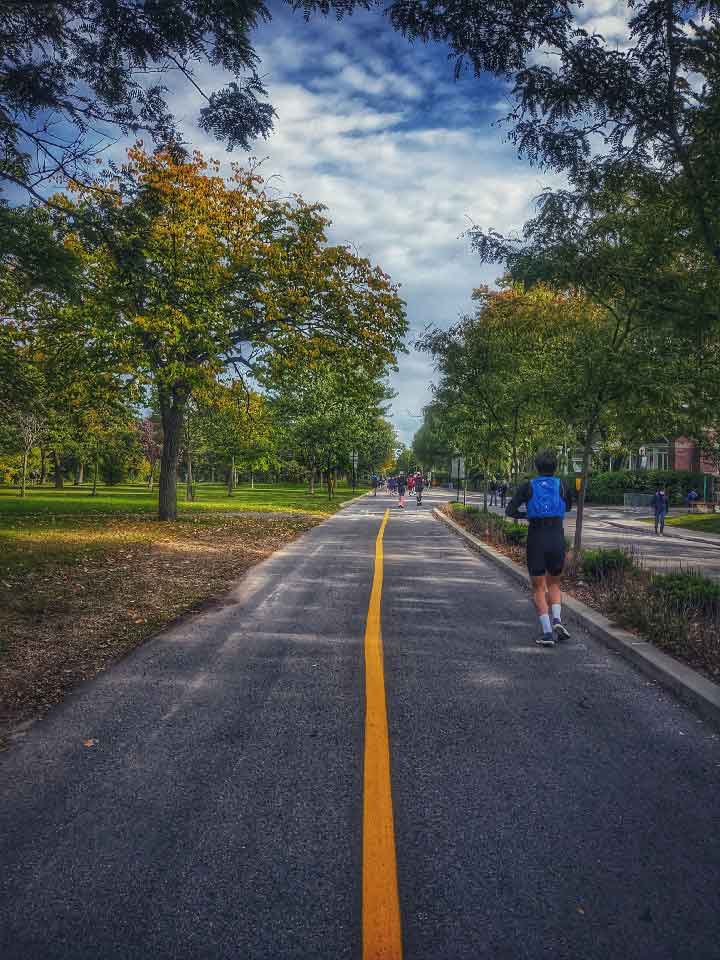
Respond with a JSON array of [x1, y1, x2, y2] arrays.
[[0, 513, 319, 747]]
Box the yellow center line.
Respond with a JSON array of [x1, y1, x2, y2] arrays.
[[362, 509, 403, 960]]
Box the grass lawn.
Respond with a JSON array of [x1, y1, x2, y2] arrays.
[[0, 482, 365, 746], [0, 480, 358, 520], [664, 513, 720, 535], [640, 512, 720, 535]]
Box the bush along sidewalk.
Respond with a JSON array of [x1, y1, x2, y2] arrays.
[[444, 503, 720, 682]]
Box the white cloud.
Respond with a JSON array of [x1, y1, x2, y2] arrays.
[[166, 15, 566, 444]]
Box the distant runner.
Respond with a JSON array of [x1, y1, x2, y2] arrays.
[[371, 473, 379, 496], [506, 450, 573, 647], [415, 473, 425, 505], [397, 473, 407, 509]]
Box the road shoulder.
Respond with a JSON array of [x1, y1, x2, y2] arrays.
[[434, 506, 720, 731]]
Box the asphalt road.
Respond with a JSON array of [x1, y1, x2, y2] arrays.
[[2, 490, 720, 959]]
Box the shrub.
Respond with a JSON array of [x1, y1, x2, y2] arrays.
[[581, 548, 634, 580], [503, 521, 528, 546], [649, 571, 720, 616], [583, 470, 706, 506], [448, 503, 529, 548]]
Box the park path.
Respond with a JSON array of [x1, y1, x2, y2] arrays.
[[465, 491, 720, 579], [2, 490, 719, 959]]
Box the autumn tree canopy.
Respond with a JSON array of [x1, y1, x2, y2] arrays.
[[61, 146, 406, 518]]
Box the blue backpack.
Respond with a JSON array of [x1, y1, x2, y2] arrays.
[[527, 476, 565, 519]]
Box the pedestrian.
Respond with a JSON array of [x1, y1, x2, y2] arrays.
[[397, 472, 407, 508], [506, 449, 573, 647], [407, 474, 416, 494], [652, 484, 669, 534], [499, 480, 508, 508], [388, 476, 396, 496], [686, 488, 699, 512], [415, 472, 425, 505], [489, 479, 498, 506], [371, 473, 379, 496]]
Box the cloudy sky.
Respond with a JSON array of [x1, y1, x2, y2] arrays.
[[33, 0, 629, 446], [169, 2, 585, 445]]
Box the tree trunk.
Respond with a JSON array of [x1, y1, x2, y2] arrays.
[[40, 447, 47, 485], [92, 448, 99, 496], [184, 406, 194, 502], [250, 471, 254, 490], [573, 440, 594, 552], [21, 448, 28, 497], [74, 462, 84, 485], [511, 407, 520, 485], [52, 450, 63, 489], [186, 443, 194, 502], [227, 455, 235, 497], [148, 460, 156, 491], [186, 450, 193, 501], [309, 466, 315, 495], [158, 387, 187, 521]]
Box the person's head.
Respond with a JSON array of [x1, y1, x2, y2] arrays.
[[534, 449, 557, 476]]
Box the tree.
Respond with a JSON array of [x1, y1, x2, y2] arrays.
[[270, 356, 395, 498], [200, 383, 275, 495], [469, 170, 720, 336], [0, 205, 79, 415], [420, 282, 692, 547], [67, 146, 406, 519], [305, 0, 720, 276], [1, 0, 278, 199], [418, 285, 563, 485], [137, 417, 163, 490], [11, 410, 46, 497]]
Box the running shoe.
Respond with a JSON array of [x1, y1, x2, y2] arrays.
[[553, 620, 571, 641], [536, 632, 555, 647]]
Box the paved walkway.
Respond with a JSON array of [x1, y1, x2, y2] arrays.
[[2, 491, 719, 958], [464, 493, 720, 579]]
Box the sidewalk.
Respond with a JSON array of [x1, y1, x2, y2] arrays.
[[459, 490, 720, 546]]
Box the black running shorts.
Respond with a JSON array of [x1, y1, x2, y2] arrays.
[[526, 523, 566, 577]]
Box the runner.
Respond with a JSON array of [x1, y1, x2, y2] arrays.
[[407, 474, 416, 495], [397, 472, 407, 509], [415, 472, 425, 505], [388, 476, 396, 496], [371, 473, 379, 497], [506, 450, 573, 647]]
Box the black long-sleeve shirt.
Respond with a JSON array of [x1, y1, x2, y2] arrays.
[[505, 478, 573, 521]]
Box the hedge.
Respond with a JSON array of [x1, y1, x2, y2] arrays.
[[563, 470, 708, 505]]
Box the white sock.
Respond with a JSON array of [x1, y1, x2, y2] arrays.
[[551, 603, 562, 623], [540, 613, 552, 634]]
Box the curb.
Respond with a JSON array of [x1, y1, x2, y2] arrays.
[[434, 507, 720, 731]]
